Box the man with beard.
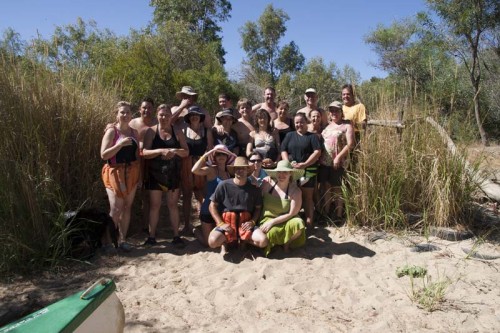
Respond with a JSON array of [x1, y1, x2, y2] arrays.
[[252, 86, 278, 120], [208, 157, 268, 256]]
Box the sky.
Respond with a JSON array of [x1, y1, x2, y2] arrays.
[[0, 0, 429, 81]]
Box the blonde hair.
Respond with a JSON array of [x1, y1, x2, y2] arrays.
[[237, 98, 252, 110]]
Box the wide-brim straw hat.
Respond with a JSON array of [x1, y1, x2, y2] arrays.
[[207, 144, 237, 166], [227, 156, 253, 174], [184, 106, 206, 124], [265, 160, 304, 181], [176, 86, 198, 99]]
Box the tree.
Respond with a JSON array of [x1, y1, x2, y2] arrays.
[[426, 0, 500, 145], [150, 0, 231, 62], [240, 4, 304, 85]]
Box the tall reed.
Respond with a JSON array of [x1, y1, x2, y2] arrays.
[[0, 54, 120, 274], [343, 98, 478, 230]]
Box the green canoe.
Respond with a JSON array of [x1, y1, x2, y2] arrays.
[[0, 278, 125, 333]]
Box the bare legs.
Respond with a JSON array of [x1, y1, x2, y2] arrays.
[[167, 189, 181, 238], [208, 228, 268, 256], [147, 188, 181, 239], [301, 187, 314, 228], [106, 187, 137, 244]]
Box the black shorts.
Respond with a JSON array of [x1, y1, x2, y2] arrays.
[[200, 213, 215, 224], [318, 165, 344, 187], [297, 175, 317, 188]]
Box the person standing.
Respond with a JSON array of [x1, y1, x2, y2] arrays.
[[341, 84, 367, 144], [296, 88, 328, 126], [280, 113, 321, 229], [100, 101, 140, 252], [252, 86, 278, 120], [142, 105, 189, 247], [180, 106, 214, 235], [231, 98, 255, 156], [273, 101, 295, 144], [171, 86, 213, 129], [319, 101, 354, 221]]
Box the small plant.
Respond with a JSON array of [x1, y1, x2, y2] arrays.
[[396, 265, 451, 312]]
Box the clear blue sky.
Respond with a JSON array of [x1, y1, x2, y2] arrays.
[[0, 0, 428, 81]]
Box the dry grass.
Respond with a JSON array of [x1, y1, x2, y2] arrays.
[[0, 55, 121, 274]]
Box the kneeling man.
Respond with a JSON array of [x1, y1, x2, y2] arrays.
[[208, 157, 268, 255]]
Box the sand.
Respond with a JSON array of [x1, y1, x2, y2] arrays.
[[2, 225, 499, 333]]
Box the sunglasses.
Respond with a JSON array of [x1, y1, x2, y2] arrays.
[[249, 159, 262, 162]]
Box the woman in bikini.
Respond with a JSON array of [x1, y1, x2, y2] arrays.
[[142, 105, 189, 247], [181, 106, 213, 235], [246, 108, 280, 169], [191, 144, 236, 246], [100, 101, 140, 252]]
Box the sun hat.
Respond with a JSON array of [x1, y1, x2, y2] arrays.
[[175, 86, 198, 99], [216, 109, 237, 123], [206, 144, 237, 166], [265, 160, 304, 181], [227, 156, 252, 174], [305, 88, 317, 94], [183, 105, 206, 124], [328, 101, 343, 110]]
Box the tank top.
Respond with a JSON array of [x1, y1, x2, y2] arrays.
[[151, 125, 179, 152], [277, 118, 295, 143], [185, 127, 208, 157], [200, 168, 229, 214], [268, 181, 290, 199], [107, 126, 138, 165]]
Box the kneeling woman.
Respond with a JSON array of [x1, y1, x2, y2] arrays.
[[191, 144, 236, 246], [143, 105, 189, 246], [259, 160, 306, 256]]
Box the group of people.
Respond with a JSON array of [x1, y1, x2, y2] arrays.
[[100, 84, 367, 256]]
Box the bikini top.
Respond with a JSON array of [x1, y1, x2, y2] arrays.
[[107, 126, 138, 165], [268, 181, 290, 200]]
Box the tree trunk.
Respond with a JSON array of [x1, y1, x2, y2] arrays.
[[473, 89, 488, 146]]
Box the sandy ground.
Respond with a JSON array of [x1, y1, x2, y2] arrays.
[[1, 224, 499, 333], [1, 145, 499, 332]]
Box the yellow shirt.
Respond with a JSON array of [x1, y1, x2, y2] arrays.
[[342, 103, 367, 132]]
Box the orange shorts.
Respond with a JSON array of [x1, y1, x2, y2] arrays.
[[181, 156, 206, 190], [102, 161, 140, 198], [221, 211, 253, 243]]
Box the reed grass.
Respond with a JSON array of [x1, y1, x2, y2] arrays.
[[0, 54, 120, 274], [343, 98, 478, 231]]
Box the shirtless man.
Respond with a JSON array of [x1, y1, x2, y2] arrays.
[[128, 98, 158, 230], [231, 98, 255, 156], [252, 86, 278, 121], [296, 88, 328, 126], [171, 86, 213, 129], [129, 98, 157, 147], [218, 93, 240, 119]]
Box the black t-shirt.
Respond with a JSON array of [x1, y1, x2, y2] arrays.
[[280, 131, 321, 163], [212, 128, 239, 153], [210, 179, 262, 212]]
